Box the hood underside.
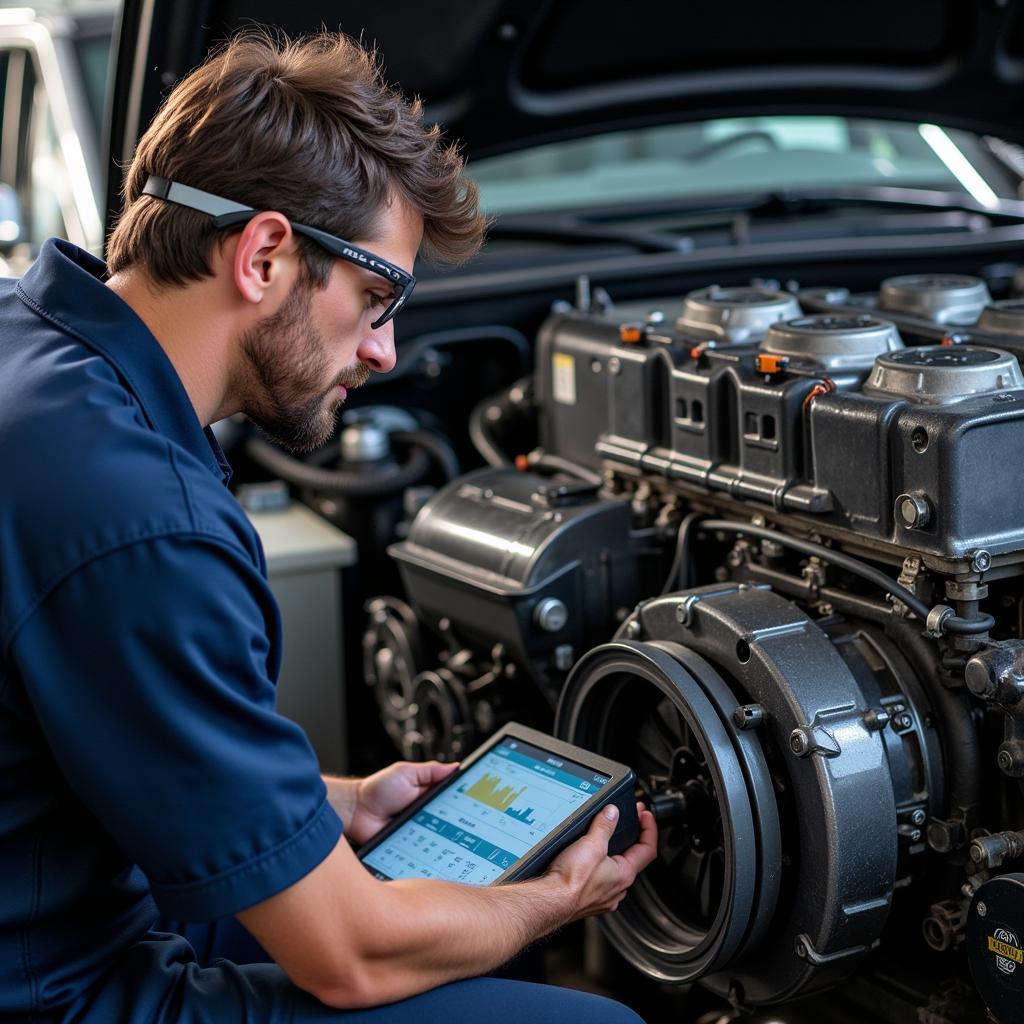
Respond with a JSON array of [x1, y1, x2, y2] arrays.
[[107, 0, 1024, 223]]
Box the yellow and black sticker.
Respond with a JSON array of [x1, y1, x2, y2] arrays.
[[552, 353, 577, 406], [988, 935, 1024, 964]]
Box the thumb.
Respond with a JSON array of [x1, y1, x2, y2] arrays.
[[587, 803, 620, 849], [422, 760, 459, 784]]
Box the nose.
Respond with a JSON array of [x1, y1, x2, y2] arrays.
[[357, 320, 397, 374]]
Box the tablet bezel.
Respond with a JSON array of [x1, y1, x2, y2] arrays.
[[356, 722, 636, 884]]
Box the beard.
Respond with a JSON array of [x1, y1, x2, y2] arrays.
[[238, 282, 370, 453]]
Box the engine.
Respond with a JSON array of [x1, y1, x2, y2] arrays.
[[362, 273, 1024, 1023]]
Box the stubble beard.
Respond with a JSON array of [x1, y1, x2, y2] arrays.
[[239, 284, 371, 454]]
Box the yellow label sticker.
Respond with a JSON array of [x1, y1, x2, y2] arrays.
[[552, 352, 577, 406], [988, 935, 1024, 963]]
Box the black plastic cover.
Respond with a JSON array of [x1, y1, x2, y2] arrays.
[[967, 874, 1024, 1024]]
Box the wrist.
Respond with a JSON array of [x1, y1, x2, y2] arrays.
[[530, 870, 580, 929], [323, 774, 361, 828]]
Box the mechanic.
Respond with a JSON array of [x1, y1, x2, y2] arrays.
[[0, 28, 657, 1024]]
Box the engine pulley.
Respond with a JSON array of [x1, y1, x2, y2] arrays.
[[556, 583, 941, 1006]]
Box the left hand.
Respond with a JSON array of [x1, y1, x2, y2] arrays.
[[348, 760, 459, 845]]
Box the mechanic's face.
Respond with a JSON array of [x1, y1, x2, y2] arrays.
[[240, 200, 421, 453]]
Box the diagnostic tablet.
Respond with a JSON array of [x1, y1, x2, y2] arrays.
[[358, 722, 639, 885]]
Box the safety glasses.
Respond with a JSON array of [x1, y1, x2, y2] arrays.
[[141, 176, 416, 328]]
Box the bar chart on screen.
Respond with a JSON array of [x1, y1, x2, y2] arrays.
[[362, 739, 610, 885]]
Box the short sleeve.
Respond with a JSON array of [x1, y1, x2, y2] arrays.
[[9, 534, 343, 921]]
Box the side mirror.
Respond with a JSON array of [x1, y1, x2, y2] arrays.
[[0, 183, 24, 253]]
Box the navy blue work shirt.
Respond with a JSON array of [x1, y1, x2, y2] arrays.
[[0, 239, 343, 1018]]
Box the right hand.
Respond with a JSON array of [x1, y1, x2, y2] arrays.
[[546, 801, 658, 920]]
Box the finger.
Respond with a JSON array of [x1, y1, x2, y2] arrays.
[[413, 760, 460, 786], [618, 810, 659, 874], [586, 803, 620, 851]]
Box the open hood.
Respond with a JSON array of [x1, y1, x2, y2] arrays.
[[106, 0, 1024, 229]]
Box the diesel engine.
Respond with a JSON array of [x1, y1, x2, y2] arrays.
[[362, 273, 1024, 1023]]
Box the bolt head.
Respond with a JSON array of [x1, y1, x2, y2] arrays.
[[971, 549, 992, 573], [999, 749, 1015, 771], [911, 809, 926, 826], [535, 597, 569, 633], [790, 728, 811, 756], [978, 901, 988, 918]]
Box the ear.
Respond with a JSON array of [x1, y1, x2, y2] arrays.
[[231, 211, 299, 306]]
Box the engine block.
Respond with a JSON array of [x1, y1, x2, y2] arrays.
[[364, 272, 1024, 1023]]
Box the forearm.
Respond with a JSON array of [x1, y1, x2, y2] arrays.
[[239, 836, 577, 1010], [328, 871, 575, 1008], [240, 801, 656, 1011]]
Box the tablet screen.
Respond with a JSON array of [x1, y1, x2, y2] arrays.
[[361, 736, 611, 884]]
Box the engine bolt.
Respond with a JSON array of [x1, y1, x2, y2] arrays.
[[898, 824, 923, 843], [675, 595, 699, 626], [978, 902, 988, 918], [608, 357, 622, 375], [534, 597, 569, 633], [997, 742, 1024, 778], [911, 809, 927, 826], [790, 728, 812, 757], [623, 619, 642, 639], [895, 713, 913, 730], [971, 549, 992, 573]]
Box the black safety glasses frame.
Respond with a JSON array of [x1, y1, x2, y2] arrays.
[[141, 176, 415, 329]]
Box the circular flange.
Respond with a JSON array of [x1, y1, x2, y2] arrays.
[[862, 345, 1024, 404], [560, 585, 903, 1006], [879, 274, 992, 325], [759, 314, 904, 371], [677, 286, 801, 344], [556, 639, 779, 983]]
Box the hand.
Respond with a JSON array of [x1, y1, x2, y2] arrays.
[[347, 760, 459, 846], [545, 801, 658, 920]]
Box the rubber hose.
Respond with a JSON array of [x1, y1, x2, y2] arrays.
[[245, 436, 430, 497], [469, 396, 512, 467], [699, 519, 994, 635], [393, 429, 460, 482], [661, 512, 702, 594]]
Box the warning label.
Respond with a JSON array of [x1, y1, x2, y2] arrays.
[[552, 353, 577, 406], [989, 930, 1023, 975]]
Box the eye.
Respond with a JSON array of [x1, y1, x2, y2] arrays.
[[366, 291, 391, 311]]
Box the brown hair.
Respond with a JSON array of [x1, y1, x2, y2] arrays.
[[106, 30, 485, 286]]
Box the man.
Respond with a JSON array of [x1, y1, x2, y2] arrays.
[[0, 29, 657, 1023]]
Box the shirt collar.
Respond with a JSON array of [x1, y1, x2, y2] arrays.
[[16, 238, 232, 485]]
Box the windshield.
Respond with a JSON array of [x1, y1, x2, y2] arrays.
[[468, 116, 1021, 216]]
